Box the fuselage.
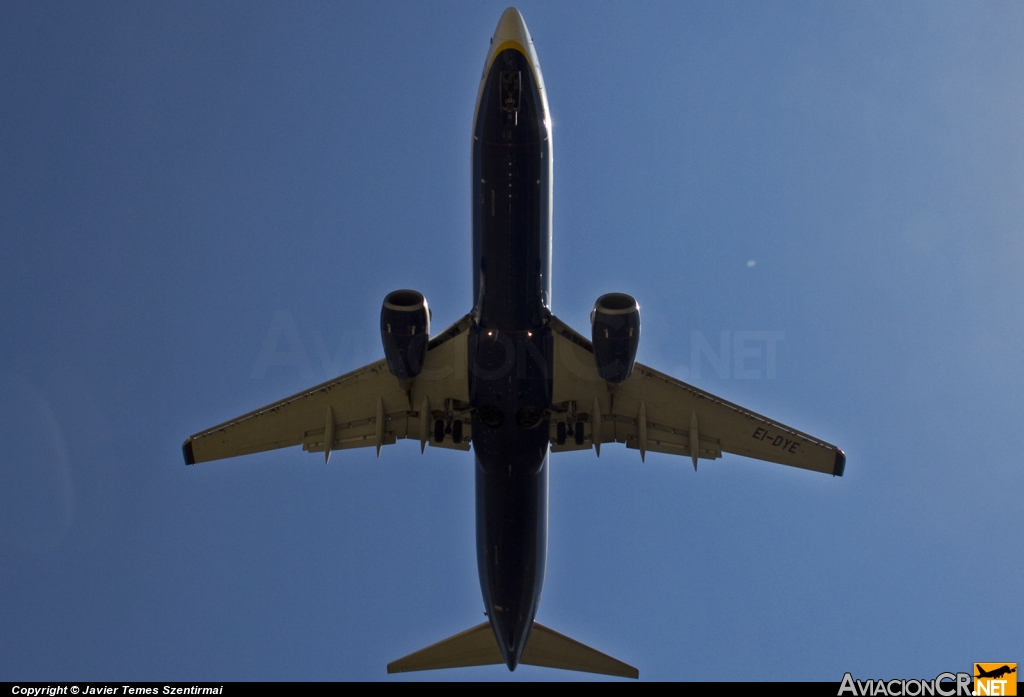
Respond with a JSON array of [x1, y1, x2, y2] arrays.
[[468, 9, 553, 671]]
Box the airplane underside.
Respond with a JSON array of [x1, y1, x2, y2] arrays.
[[467, 8, 554, 671], [182, 7, 845, 681]]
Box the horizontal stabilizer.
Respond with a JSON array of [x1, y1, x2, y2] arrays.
[[387, 621, 638, 678], [521, 622, 638, 679], [387, 622, 502, 674]]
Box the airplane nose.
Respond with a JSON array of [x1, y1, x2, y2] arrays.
[[493, 7, 533, 44]]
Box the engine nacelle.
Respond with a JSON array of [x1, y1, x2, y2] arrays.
[[381, 289, 430, 382], [590, 293, 640, 385]]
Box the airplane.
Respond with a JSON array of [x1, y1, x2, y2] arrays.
[[976, 665, 1017, 680], [181, 7, 846, 680]]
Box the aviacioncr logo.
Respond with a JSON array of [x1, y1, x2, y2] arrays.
[[838, 672, 973, 697]]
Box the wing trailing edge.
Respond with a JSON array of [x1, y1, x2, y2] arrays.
[[387, 621, 638, 678]]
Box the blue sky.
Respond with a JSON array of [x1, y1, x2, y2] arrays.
[[1, 1, 1021, 681]]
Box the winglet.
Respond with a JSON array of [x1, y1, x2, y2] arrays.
[[833, 449, 846, 477]]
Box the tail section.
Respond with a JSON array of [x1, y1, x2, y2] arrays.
[[387, 621, 638, 679], [521, 622, 639, 679], [387, 622, 502, 673]]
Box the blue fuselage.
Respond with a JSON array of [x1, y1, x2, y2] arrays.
[[469, 45, 553, 670]]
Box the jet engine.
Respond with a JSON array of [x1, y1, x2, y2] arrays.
[[590, 293, 640, 385], [381, 289, 430, 382]]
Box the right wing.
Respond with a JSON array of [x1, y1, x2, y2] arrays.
[[547, 315, 845, 476], [183, 314, 474, 465]]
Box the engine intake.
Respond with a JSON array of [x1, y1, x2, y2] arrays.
[[591, 293, 640, 385], [381, 289, 430, 382]]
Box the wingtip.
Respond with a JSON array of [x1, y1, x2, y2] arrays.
[[833, 449, 846, 477], [182, 440, 195, 466]]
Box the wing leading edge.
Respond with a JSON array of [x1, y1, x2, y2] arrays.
[[182, 314, 474, 465], [546, 315, 845, 476], [183, 311, 845, 476]]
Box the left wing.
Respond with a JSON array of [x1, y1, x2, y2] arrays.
[[545, 315, 845, 476], [183, 314, 474, 465]]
